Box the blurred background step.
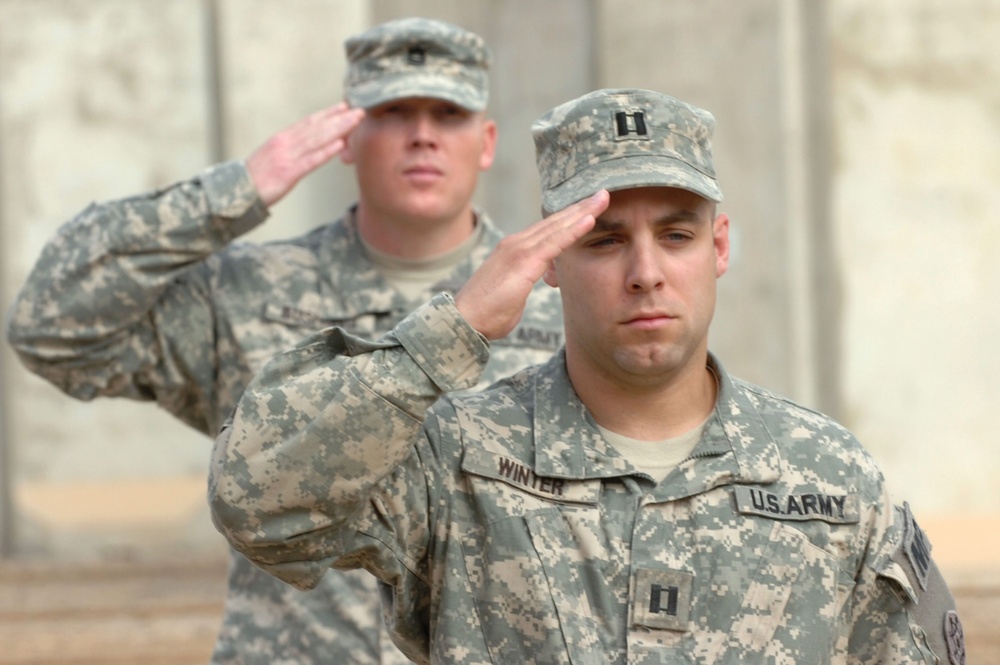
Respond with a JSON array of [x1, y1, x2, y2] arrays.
[[1, 557, 998, 664], [0, 558, 227, 665]]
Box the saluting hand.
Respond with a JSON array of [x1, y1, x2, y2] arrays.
[[246, 102, 366, 208], [455, 190, 610, 341]]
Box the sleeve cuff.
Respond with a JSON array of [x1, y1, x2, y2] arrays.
[[394, 293, 490, 392], [201, 160, 270, 239]]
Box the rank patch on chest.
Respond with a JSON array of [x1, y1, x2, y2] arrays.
[[733, 486, 859, 524], [632, 568, 693, 632]]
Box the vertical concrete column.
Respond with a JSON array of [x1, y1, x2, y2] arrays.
[[371, 0, 598, 234], [0, 351, 10, 557], [472, 1, 597, 234], [0, 4, 11, 557], [829, 0, 1000, 514], [593, 0, 835, 409], [0, 0, 219, 560], [215, 0, 368, 241]]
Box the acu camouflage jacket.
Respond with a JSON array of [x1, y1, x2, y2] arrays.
[[5, 162, 564, 665], [210, 294, 962, 665]]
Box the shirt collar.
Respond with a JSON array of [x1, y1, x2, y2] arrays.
[[529, 351, 782, 493], [314, 207, 503, 319]]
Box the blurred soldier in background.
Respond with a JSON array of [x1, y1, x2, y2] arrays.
[[6, 17, 563, 665]]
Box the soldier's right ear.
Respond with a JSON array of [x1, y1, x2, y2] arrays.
[[339, 137, 356, 165], [542, 260, 560, 288]]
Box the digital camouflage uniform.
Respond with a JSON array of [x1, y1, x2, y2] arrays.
[[210, 294, 963, 665], [5, 164, 563, 664], [210, 87, 965, 664]]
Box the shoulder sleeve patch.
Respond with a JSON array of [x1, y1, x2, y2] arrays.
[[899, 501, 933, 591], [945, 610, 966, 665]]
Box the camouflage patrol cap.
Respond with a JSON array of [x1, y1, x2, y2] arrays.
[[344, 17, 490, 111], [532, 88, 723, 212]]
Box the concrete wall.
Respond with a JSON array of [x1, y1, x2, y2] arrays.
[[1, 0, 226, 560], [831, 0, 1000, 527], [0, 0, 996, 574], [0, 0, 368, 560]]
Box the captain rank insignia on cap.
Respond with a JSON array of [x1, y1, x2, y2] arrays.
[[406, 45, 426, 65], [531, 88, 723, 214], [343, 17, 490, 111], [614, 109, 649, 140]]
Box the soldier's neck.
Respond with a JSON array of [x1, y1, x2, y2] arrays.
[[356, 205, 477, 259]]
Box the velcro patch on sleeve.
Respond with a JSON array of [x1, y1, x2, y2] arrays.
[[900, 501, 933, 591], [945, 610, 966, 665]]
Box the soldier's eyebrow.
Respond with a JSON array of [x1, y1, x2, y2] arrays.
[[589, 218, 624, 233], [591, 210, 703, 231]]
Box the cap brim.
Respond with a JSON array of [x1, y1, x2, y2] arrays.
[[542, 154, 722, 212], [346, 74, 487, 111]]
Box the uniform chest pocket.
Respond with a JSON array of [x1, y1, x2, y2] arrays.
[[262, 302, 386, 332], [460, 507, 615, 665], [250, 303, 393, 370], [624, 498, 856, 665], [704, 520, 855, 664], [459, 449, 609, 664]]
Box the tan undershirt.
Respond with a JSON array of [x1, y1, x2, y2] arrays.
[[599, 417, 709, 484], [361, 220, 484, 301]]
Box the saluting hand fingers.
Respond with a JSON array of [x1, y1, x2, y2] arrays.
[[495, 190, 610, 278], [247, 102, 365, 207], [454, 190, 609, 340]]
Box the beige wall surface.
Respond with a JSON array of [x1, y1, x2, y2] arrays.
[[830, 0, 1000, 521], [594, 0, 829, 406], [0, 0, 224, 560], [0, 0, 996, 578], [0, 0, 369, 560]]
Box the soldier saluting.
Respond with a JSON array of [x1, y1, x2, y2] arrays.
[[210, 88, 964, 665]]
